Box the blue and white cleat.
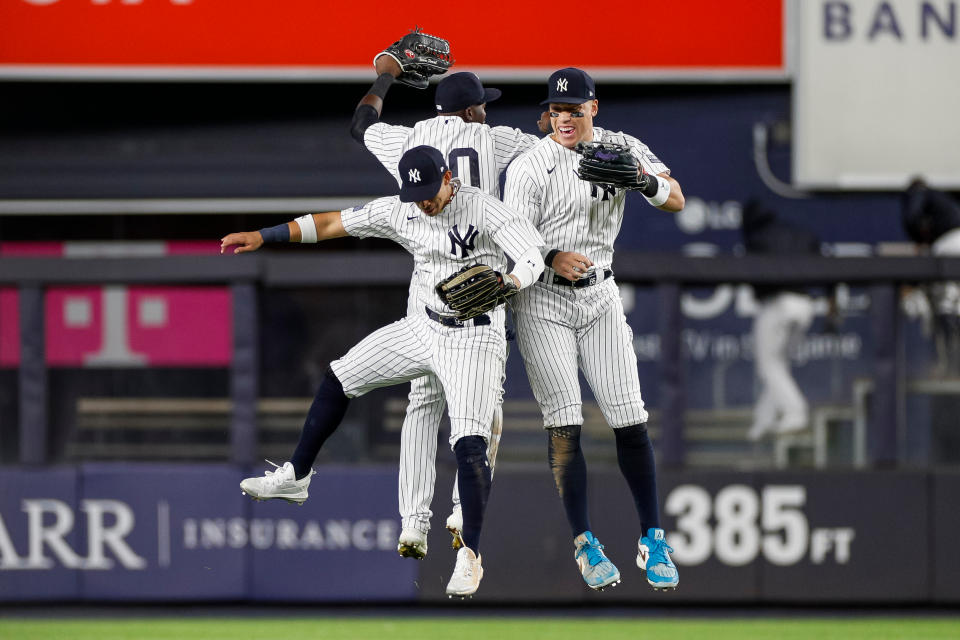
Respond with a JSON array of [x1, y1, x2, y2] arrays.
[[637, 528, 679, 590], [574, 531, 621, 591]]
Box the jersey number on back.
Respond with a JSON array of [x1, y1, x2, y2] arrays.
[[449, 148, 481, 188]]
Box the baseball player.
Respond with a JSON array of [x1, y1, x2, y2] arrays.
[[350, 56, 544, 558], [223, 145, 545, 598], [503, 68, 684, 591]]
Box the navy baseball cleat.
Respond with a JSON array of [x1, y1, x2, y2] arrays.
[[637, 528, 679, 590], [574, 531, 621, 590], [240, 461, 314, 505]]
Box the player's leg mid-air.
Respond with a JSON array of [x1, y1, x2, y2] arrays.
[[395, 374, 445, 560], [445, 397, 503, 551], [548, 425, 619, 591]]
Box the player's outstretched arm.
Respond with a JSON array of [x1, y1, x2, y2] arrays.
[[220, 211, 347, 254], [350, 56, 402, 144], [220, 230, 266, 254]]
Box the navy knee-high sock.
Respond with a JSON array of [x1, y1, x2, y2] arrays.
[[454, 435, 491, 554], [289, 369, 351, 480], [614, 423, 660, 534], [548, 425, 591, 538]]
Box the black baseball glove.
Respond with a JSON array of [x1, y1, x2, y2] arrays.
[[375, 27, 453, 90], [436, 264, 518, 321], [575, 141, 654, 192]]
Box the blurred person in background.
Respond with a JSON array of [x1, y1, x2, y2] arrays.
[[741, 199, 821, 441], [901, 177, 960, 376]]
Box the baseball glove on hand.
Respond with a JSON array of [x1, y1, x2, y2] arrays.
[[375, 27, 453, 89], [575, 141, 650, 191], [436, 264, 518, 321]]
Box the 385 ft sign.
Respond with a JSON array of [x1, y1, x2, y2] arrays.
[[665, 485, 855, 567]]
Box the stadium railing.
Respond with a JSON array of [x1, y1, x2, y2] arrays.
[[3, 252, 959, 469]]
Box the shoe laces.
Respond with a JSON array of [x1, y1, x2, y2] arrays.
[[259, 460, 291, 488], [576, 538, 608, 567], [647, 536, 675, 568], [259, 460, 315, 487]]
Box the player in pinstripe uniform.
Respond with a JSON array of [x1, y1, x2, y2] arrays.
[[504, 68, 684, 591], [350, 58, 543, 558], [224, 145, 545, 597]]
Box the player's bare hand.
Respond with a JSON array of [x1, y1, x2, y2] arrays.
[[220, 231, 263, 255], [537, 111, 552, 134], [552, 251, 594, 280], [374, 54, 403, 78]]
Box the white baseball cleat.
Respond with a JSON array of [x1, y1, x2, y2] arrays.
[[397, 528, 428, 559], [240, 461, 314, 505], [446, 546, 483, 598], [445, 505, 464, 550]]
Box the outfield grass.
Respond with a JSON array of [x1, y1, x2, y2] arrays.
[[1, 617, 959, 640]]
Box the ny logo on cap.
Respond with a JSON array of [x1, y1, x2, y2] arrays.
[[557, 78, 568, 92], [408, 169, 421, 183]]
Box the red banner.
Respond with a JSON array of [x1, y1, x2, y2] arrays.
[[0, 0, 783, 75]]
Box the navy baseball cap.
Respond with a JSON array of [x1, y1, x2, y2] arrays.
[[540, 67, 596, 105], [435, 72, 502, 112], [397, 145, 448, 202]]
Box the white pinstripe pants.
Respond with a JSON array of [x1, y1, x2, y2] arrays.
[[397, 357, 506, 532], [398, 374, 447, 532], [512, 278, 648, 429], [331, 312, 506, 443]]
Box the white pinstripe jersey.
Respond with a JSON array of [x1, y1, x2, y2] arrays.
[[340, 188, 544, 315], [504, 127, 669, 267], [364, 116, 539, 196]]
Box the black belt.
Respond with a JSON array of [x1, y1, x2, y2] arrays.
[[539, 268, 613, 288], [425, 306, 490, 328]]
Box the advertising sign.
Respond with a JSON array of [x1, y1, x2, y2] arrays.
[[0, 0, 784, 79], [794, 0, 960, 188], [0, 465, 415, 601]]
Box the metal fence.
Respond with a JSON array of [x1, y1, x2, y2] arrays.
[[3, 252, 959, 468]]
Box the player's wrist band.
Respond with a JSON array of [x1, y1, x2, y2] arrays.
[[643, 175, 671, 207], [259, 223, 290, 243], [511, 246, 545, 288], [370, 72, 395, 100], [295, 214, 318, 243], [545, 249, 561, 268]]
